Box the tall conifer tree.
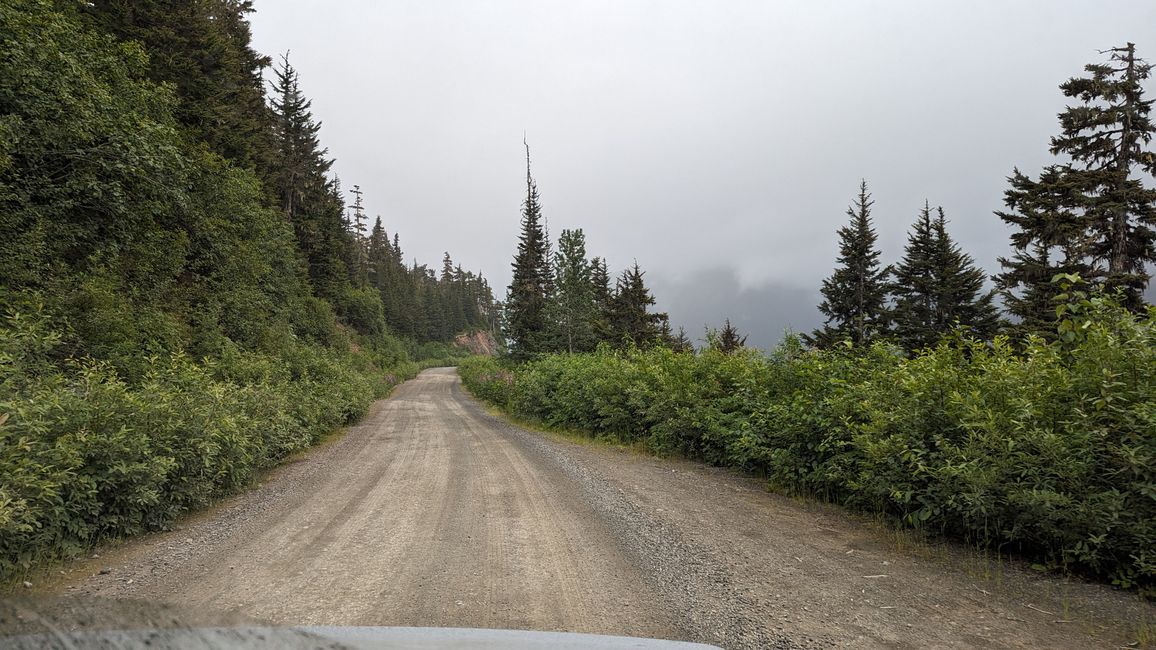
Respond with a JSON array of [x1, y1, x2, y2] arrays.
[[547, 229, 598, 353], [994, 166, 1092, 333], [999, 44, 1156, 313], [607, 262, 667, 348], [891, 204, 999, 351], [504, 143, 552, 359], [669, 326, 694, 353], [347, 185, 369, 287], [367, 217, 390, 293], [810, 181, 891, 347], [929, 210, 1000, 338], [271, 54, 327, 224], [269, 55, 351, 300], [589, 256, 614, 344], [1050, 43, 1156, 307], [712, 318, 748, 355]]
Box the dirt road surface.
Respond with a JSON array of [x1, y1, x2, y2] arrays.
[[41, 368, 1153, 649]]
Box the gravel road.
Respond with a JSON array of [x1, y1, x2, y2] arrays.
[[47, 368, 1153, 649]]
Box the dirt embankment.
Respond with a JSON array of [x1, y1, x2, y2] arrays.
[[34, 369, 1154, 649], [453, 330, 499, 356]]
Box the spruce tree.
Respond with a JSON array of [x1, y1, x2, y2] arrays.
[[1000, 43, 1156, 311], [810, 180, 891, 347], [994, 166, 1093, 334], [367, 217, 389, 291], [81, 0, 275, 173], [891, 204, 999, 351], [590, 256, 614, 344], [607, 262, 667, 348], [929, 209, 1001, 339], [441, 252, 454, 282], [269, 56, 351, 301], [548, 229, 598, 353], [1052, 43, 1156, 307], [712, 318, 748, 355], [347, 185, 369, 287], [504, 143, 553, 359], [271, 54, 328, 224], [669, 326, 694, 353]]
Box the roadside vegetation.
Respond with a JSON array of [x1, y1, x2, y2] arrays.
[[464, 285, 1155, 593], [482, 43, 1156, 595], [0, 1, 490, 582], [3, 0, 1153, 606]]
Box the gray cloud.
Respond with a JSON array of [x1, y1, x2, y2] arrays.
[[649, 267, 822, 350], [249, 1, 1156, 323]]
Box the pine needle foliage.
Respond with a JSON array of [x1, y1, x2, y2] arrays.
[[811, 180, 891, 347], [891, 204, 999, 351], [709, 318, 748, 355], [999, 43, 1156, 317], [548, 229, 598, 353], [505, 143, 553, 360], [607, 262, 668, 348], [1051, 43, 1156, 306], [994, 166, 1093, 335]]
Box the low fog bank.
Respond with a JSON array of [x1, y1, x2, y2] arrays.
[[649, 267, 822, 351]]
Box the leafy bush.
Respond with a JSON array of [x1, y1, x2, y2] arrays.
[[463, 296, 1156, 591], [0, 308, 417, 581], [459, 356, 516, 406], [334, 287, 388, 337], [408, 340, 474, 368]]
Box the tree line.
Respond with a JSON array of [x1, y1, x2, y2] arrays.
[[503, 144, 692, 359], [0, 0, 494, 581], [811, 43, 1154, 352], [808, 185, 998, 351], [270, 55, 498, 344], [464, 45, 1155, 593], [0, 0, 495, 366]]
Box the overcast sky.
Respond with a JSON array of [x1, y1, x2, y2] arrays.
[[249, 1, 1156, 348]]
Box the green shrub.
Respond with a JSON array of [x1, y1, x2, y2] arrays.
[[0, 307, 418, 581], [334, 287, 388, 336], [459, 356, 517, 407], [463, 297, 1156, 591], [407, 340, 473, 369]]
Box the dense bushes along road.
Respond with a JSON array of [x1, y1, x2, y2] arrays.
[[461, 289, 1156, 593], [0, 309, 455, 582], [0, 1, 477, 583]]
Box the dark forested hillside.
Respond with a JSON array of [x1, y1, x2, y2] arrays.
[[0, 0, 491, 579]]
